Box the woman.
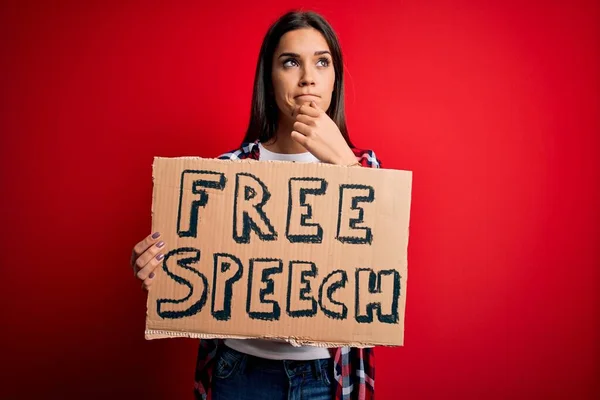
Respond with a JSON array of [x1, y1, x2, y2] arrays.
[[131, 10, 380, 400]]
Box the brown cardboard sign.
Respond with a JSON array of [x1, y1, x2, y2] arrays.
[[145, 157, 412, 347]]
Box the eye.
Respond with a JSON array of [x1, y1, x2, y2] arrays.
[[283, 58, 299, 68], [317, 58, 331, 67]]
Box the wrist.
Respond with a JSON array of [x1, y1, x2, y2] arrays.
[[331, 147, 359, 166], [335, 156, 360, 166]]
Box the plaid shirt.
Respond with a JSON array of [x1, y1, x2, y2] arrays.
[[194, 140, 381, 400]]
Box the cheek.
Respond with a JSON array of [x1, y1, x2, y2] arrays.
[[272, 74, 296, 110], [321, 71, 336, 109], [327, 69, 336, 91], [321, 93, 333, 112]]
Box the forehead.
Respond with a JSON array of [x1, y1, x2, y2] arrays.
[[275, 28, 330, 54]]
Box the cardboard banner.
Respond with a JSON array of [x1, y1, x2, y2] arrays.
[[145, 157, 412, 347]]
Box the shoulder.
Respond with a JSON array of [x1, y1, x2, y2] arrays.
[[351, 147, 382, 168], [217, 141, 259, 160]]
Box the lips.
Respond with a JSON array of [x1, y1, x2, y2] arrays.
[[295, 94, 320, 99]]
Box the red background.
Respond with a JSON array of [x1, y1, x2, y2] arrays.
[[1, 0, 599, 398]]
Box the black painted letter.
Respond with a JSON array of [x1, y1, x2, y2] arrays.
[[247, 258, 283, 321], [211, 253, 244, 321], [234, 173, 277, 244], [336, 184, 375, 244], [177, 170, 226, 238], [355, 268, 401, 324], [318, 270, 348, 320], [286, 261, 318, 318], [157, 247, 209, 319], [286, 178, 327, 243]]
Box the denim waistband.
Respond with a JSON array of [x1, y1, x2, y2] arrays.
[[221, 344, 332, 380]]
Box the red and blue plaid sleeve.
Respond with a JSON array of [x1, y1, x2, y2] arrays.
[[352, 148, 382, 168], [331, 347, 375, 400], [194, 339, 221, 400], [217, 141, 260, 160]]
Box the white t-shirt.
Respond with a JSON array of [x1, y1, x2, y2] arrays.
[[224, 142, 330, 360]]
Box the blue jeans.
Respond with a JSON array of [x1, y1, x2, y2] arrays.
[[212, 345, 336, 400]]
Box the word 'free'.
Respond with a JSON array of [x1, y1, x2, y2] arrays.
[[176, 170, 376, 245]]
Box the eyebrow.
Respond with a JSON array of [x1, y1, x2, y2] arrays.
[[278, 51, 331, 58]]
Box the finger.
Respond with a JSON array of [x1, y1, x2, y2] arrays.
[[137, 251, 165, 281], [292, 120, 313, 137], [134, 240, 166, 274], [132, 232, 162, 264], [295, 113, 316, 126], [310, 101, 324, 112], [297, 102, 320, 118], [142, 274, 155, 291], [291, 130, 310, 148]]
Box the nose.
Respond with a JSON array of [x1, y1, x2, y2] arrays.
[[299, 67, 316, 87]]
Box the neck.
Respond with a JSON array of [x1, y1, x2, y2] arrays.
[[262, 115, 308, 154]]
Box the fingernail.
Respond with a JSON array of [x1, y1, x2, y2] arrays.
[[156, 253, 164, 261], [152, 232, 161, 239], [149, 272, 155, 279], [156, 241, 165, 248]]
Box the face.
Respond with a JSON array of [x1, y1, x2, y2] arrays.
[[271, 28, 336, 119]]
